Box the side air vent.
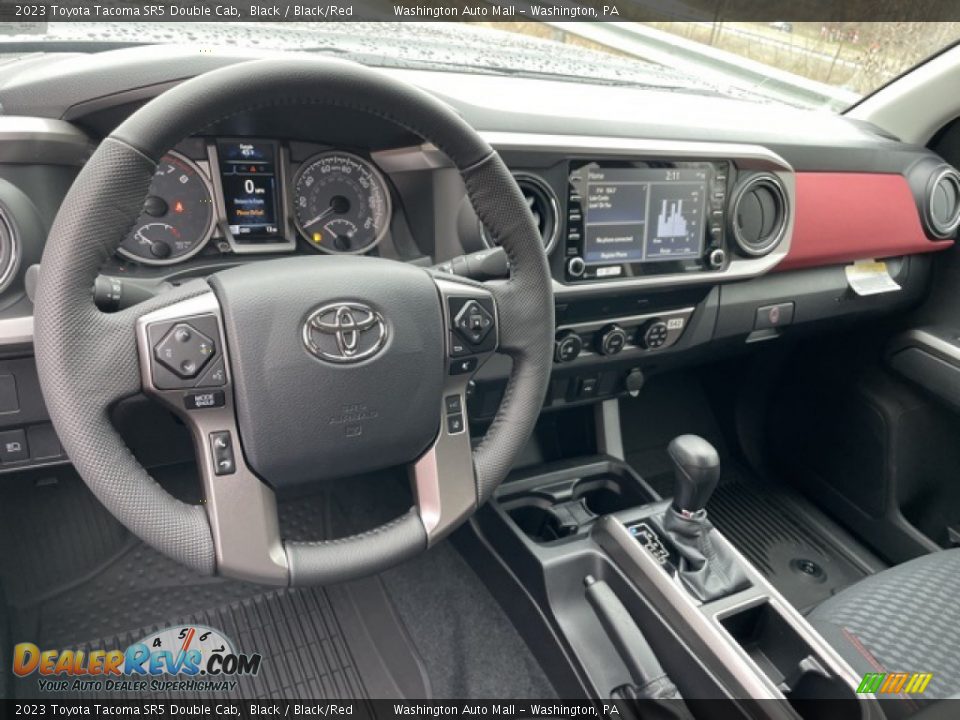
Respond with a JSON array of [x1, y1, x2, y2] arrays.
[[0, 206, 20, 295], [925, 167, 960, 238], [729, 173, 789, 257], [483, 173, 560, 254]]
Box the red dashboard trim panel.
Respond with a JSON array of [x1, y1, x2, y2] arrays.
[[777, 172, 954, 271]]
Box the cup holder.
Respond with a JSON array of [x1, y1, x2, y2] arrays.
[[499, 463, 656, 544]]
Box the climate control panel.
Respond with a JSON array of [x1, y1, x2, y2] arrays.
[[552, 308, 693, 364]]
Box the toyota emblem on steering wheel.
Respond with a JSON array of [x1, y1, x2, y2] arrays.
[[303, 302, 388, 363]]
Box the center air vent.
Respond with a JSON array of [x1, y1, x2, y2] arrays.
[[729, 173, 789, 257], [925, 167, 960, 238], [483, 173, 560, 254]]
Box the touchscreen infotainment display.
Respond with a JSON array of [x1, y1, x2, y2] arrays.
[[217, 140, 281, 240], [572, 164, 708, 265]]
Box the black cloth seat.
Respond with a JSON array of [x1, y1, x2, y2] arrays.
[[808, 548, 960, 703]]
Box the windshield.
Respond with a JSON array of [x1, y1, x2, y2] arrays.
[[1, 20, 956, 112]]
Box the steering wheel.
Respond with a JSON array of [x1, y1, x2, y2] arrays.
[[33, 58, 553, 585]]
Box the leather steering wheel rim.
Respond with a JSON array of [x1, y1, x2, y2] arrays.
[[33, 57, 554, 585]]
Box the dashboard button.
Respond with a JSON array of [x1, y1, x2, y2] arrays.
[[755, 302, 795, 330], [639, 320, 669, 349], [597, 325, 627, 356], [567, 257, 586, 277], [554, 331, 583, 363], [0, 428, 28, 463]]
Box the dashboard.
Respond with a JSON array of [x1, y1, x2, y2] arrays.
[[0, 44, 957, 474], [118, 139, 395, 266]]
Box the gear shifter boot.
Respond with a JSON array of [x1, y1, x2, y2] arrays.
[[661, 507, 750, 602], [659, 434, 749, 602]]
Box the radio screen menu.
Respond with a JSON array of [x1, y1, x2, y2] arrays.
[[573, 165, 708, 265], [217, 140, 281, 240]]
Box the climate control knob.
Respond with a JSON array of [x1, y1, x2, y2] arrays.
[[639, 320, 669, 350], [596, 324, 627, 356], [554, 331, 583, 363]]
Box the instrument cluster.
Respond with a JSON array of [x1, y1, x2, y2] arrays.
[[119, 139, 394, 266]]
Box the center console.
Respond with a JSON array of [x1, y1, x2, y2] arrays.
[[473, 433, 881, 718]]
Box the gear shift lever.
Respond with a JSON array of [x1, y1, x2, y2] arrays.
[[659, 435, 749, 602], [668, 435, 721, 515]]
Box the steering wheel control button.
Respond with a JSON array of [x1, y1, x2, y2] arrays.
[[183, 390, 225, 411], [447, 296, 497, 354], [450, 357, 478, 375], [0, 428, 28, 463], [446, 414, 465, 435], [195, 357, 227, 388], [448, 332, 469, 358], [154, 322, 216, 379], [454, 300, 494, 345], [444, 394, 463, 414], [209, 431, 236, 476]]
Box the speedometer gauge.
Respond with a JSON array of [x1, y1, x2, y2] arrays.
[[293, 151, 391, 254], [119, 151, 215, 265]]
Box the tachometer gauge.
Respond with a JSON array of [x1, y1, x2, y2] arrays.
[[293, 151, 391, 254], [119, 151, 215, 265]]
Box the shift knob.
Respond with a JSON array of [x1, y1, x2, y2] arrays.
[[668, 435, 721, 514]]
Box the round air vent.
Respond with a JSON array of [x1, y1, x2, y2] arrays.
[[729, 173, 789, 257], [0, 206, 20, 295], [483, 173, 560, 254], [925, 167, 960, 238]]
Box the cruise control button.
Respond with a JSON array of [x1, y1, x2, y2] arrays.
[[155, 322, 216, 379], [184, 390, 225, 410], [449, 357, 478, 375]]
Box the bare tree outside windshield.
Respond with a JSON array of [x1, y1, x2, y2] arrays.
[[482, 21, 959, 109]]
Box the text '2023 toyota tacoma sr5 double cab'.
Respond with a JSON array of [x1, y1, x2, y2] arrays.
[[1, 14, 960, 720]]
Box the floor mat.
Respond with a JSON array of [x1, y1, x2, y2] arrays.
[[644, 465, 886, 613], [3, 465, 556, 700]]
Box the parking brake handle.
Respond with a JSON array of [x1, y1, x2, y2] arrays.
[[584, 575, 692, 717]]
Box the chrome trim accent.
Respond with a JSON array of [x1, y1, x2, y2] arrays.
[[0, 117, 93, 166], [0, 204, 22, 295], [116, 150, 218, 267], [598, 509, 870, 707], [0, 315, 33, 345], [302, 302, 388, 363], [136, 291, 288, 585], [411, 278, 498, 542]]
